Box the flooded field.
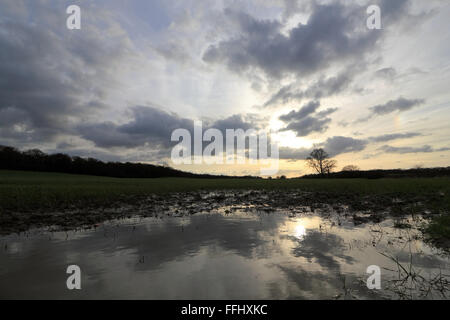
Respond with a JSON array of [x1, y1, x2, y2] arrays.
[[1, 202, 449, 299]]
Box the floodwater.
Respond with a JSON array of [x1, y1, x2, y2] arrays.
[[0, 208, 449, 299]]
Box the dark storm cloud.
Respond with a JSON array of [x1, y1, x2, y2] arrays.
[[0, 9, 133, 146], [264, 70, 354, 107], [78, 106, 259, 150], [203, 4, 381, 79], [279, 101, 338, 137], [377, 0, 417, 25], [0, 22, 77, 129], [79, 106, 194, 149], [205, 0, 427, 109], [378, 145, 450, 154], [120, 107, 195, 143]]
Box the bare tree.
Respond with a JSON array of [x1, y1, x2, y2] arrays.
[[306, 149, 337, 176], [342, 165, 360, 172]]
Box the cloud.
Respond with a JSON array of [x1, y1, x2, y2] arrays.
[[321, 136, 368, 157], [282, 117, 332, 137], [210, 114, 256, 132], [264, 71, 354, 107], [78, 106, 260, 151], [374, 66, 429, 83], [369, 132, 422, 143], [78, 106, 194, 149], [203, 3, 382, 80], [279, 101, 320, 122], [0, 0, 445, 173], [279, 101, 338, 137], [356, 97, 426, 122], [279, 131, 439, 161], [279, 147, 312, 161], [279, 135, 368, 160], [0, 3, 135, 147], [378, 145, 450, 154], [370, 97, 426, 116], [374, 67, 397, 80]]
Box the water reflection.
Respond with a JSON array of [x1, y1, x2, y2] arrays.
[[294, 225, 306, 240], [0, 211, 448, 299]]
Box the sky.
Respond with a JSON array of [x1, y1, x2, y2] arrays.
[[0, 0, 449, 177]]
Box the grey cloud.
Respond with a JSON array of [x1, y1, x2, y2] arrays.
[[377, 0, 434, 31], [283, 117, 332, 137], [210, 114, 256, 132], [279, 101, 338, 137], [279, 147, 312, 161], [79, 106, 194, 149], [264, 69, 355, 107], [79, 122, 149, 149], [279, 131, 435, 161], [378, 145, 450, 154], [0, 5, 134, 145], [275, 130, 426, 161], [378, 0, 411, 23], [356, 97, 426, 123], [279, 101, 320, 122], [321, 136, 368, 157], [370, 97, 425, 116], [317, 108, 339, 118], [206, 0, 427, 109], [375, 67, 428, 82], [204, 3, 381, 79], [279, 135, 368, 161], [263, 84, 303, 107], [120, 107, 194, 143], [375, 67, 397, 80], [78, 106, 259, 151], [369, 132, 422, 143], [304, 72, 354, 100]]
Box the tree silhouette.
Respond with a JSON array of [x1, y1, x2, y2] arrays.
[[306, 149, 337, 176], [0, 145, 260, 179], [342, 165, 360, 172]]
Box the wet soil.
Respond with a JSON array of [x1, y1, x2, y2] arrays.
[[0, 189, 445, 239]]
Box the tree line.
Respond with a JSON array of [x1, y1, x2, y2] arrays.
[[0, 145, 256, 179], [304, 148, 450, 179]]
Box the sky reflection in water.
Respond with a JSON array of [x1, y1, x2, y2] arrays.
[[0, 211, 449, 299]]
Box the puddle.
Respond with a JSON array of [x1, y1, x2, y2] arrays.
[[0, 209, 449, 299]]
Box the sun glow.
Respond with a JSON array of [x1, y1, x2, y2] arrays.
[[294, 224, 306, 240]]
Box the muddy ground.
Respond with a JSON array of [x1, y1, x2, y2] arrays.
[[0, 189, 446, 240]]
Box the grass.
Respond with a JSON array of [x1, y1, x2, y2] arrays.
[[1, 169, 450, 211], [1, 170, 450, 243], [380, 251, 450, 299], [426, 215, 450, 244]]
